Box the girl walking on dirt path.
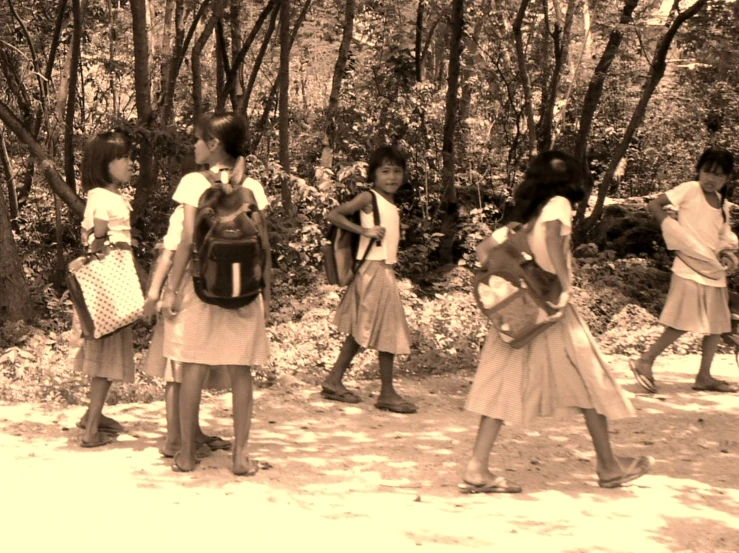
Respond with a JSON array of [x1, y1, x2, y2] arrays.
[[630, 147, 739, 395], [321, 146, 417, 414], [73, 131, 137, 448], [159, 112, 271, 475], [461, 151, 653, 494]]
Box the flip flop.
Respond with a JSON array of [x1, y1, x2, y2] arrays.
[[321, 387, 362, 404], [629, 359, 657, 394], [692, 381, 738, 393], [76, 417, 124, 434], [458, 476, 522, 494], [202, 435, 232, 451], [161, 443, 212, 459], [232, 457, 260, 477], [598, 456, 654, 488], [171, 452, 201, 473], [375, 399, 418, 414], [80, 432, 115, 448]]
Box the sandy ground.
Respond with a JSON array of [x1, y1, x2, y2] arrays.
[[1, 353, 739, 553]]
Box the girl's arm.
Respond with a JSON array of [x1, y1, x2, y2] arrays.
[[161, 204, 197, 317], [648, 194, 672, 224], [327, 191, 384, 240], [544, 219, 571, 308], [143, 248, 174, 321], [89, 218, 110, 253]]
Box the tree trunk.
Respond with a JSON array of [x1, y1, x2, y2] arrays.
[[229, 0, 242, 102], [130, 0, 158, 219], [0, 171, 32, 322], [513, 0, 537, 155], [0, 130, 19, 222], [459, 0, 489, 130], [219, 0, 278, 110], [439, 0, 465, 266], [415, 0, 425, 82], [159, 0, 176, 97], [573, 0, 639, 226], [278, 0, 292, 212], [192, 0, 226, 121], [320, 0, 356, 169], [582, 0, 708, 231], [239, 5, 279, 118], [64, 0, 82, 193]]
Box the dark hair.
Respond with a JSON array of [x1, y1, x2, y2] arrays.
[[81, 131, 132, 192], [696, 147, 734, 222], [367, 145, 407, 183], [195, 112, 247, 160], [511, 150, 585, 223]]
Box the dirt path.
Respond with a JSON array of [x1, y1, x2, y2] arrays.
[[2, 353, 739, 553]]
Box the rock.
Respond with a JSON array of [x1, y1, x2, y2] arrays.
[[574, 243, 599, 258]]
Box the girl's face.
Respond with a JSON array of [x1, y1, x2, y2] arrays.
[[373, 162, 404, 195], [194, 132, 216, 165], [108, 156, 132, 184], [698, 166, 729, 194]]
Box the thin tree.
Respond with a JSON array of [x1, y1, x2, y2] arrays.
[[513, 0, 537, 155], [278, 0, 292, 212]]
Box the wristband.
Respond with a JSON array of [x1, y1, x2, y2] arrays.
[[93, 234, 106, 240]]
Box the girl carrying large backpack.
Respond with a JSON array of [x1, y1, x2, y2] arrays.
[[159, 112, 270, 475]]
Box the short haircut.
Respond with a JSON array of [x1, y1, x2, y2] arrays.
[[367, 145, 407, 183], [81, 131, 133, 191]]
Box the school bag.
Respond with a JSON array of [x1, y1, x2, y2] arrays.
[[472, 223, 565, 348], [191, 171, 266, 309], [322, 190, 380, 286]]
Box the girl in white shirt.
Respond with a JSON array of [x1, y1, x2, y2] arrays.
[[159, 112, 271, 475], [631, 147, 738, 394], [321, 146, 416, 414], [461, 151, 652, 494], [74, 131, 136, 448]]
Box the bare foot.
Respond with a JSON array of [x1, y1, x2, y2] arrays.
[[172, 451, 199, 472], [233, 453, 259, 476]]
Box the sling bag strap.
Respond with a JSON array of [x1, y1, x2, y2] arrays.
[[354, 190, 382, 272]]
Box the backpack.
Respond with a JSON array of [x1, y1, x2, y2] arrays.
[[191, 171, 266, 308], [472, 223, 564, 348], [322, 190, 380, 287]]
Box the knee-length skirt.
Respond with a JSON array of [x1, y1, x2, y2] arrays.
[[465, 304, 635, 426], [333, 260, 411, 355], [162, 270, 270, 367], [659, 275, 730, 335], [74, 326, 135, 383]]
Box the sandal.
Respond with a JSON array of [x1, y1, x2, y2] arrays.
[[171, 452, 200, 473], [80, 432, 115, 448], [692, 380, 738, 393], [77, 416, 124, 434], [375, 398, 417, 414], [232, 457, 260, 477], [629, 359, 657, 393], [321, 386, 362, 404], [598, 456, 654, 488], [202, 435, 232, 451], [458, 476, 522, 494], [161, 443, 212, 459]]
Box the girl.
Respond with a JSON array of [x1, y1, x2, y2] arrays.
[[159, 112, 271, 475], [461, 151, 652, 494], [630, 147, 739, 394], [74, 131, 136, 448], [321, 146, 416, 414]]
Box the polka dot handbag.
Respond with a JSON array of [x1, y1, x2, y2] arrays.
[[66, 247, 144, 339]]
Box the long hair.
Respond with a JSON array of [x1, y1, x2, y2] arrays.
[[511, 151, 585, 224], [81, 131, 132, 192], [196, 112, 248, 160]]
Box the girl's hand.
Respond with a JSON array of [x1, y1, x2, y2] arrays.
[[143, 296, 159, 323], [546, 289, 571, 311], [160, 289, 178, 318], [363, 226, 385, 241], [89, 239, 107, 254], [720, 251, 738, 271]]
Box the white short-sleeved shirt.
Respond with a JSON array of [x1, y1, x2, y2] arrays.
[[666, 181, 730, 287], [162, 205, 184, 251], [81, 187, 132, 245], [528, 195, 573, 274], [172, 168, 269, 211]]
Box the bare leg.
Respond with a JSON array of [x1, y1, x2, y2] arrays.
[[82, 377, 112, 445], [229, 365, 257, 476], [161, 382, 181, 456], [638, 327, 685, 378], [322, 336, 361, 395], [583, 409, 651, 485], [463, 416, 504, 484], [376, 351, 416, 412], [695, 334, 725, 387], [175, 363, 208, 471]]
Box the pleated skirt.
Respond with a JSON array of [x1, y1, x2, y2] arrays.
[[465, 305, 635, 426], [74, 326, 135, 383], [143, 320, 231, 389], [659, 274, 730, 335], [162, 270, 270, 367], [334, 260, 412, 355]]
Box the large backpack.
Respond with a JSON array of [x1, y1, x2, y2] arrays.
[[322, 190, 380, 287], [472, 223, 564, 348], [191, 171, 266, 308]]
